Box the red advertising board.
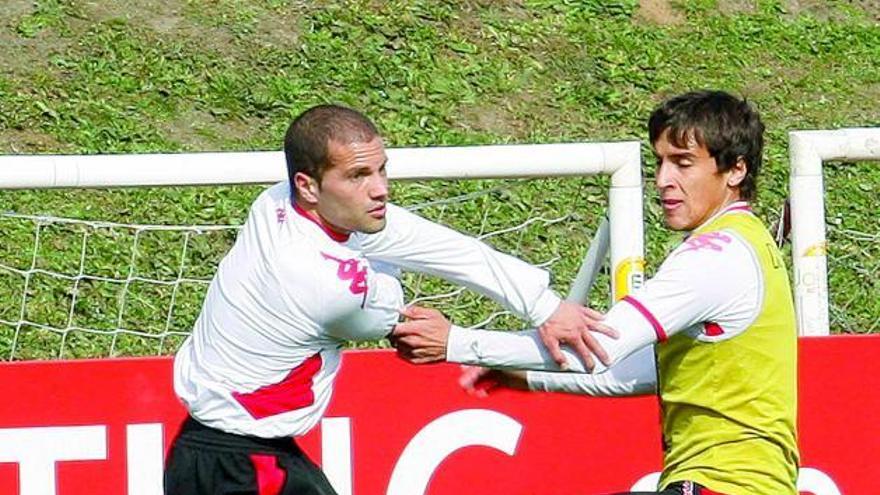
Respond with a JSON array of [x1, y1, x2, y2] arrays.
[[1, 336, 877, 494]]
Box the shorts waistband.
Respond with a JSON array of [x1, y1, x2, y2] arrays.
[[174, 416, 302, 455], [666, 480, 729, 495]]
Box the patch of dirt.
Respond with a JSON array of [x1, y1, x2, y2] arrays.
[[76, 1, 312, 57], [0, 0, 69, 77], [858, 0, 880, 19], [3, 1, 312, 153], [76, 0, 238, 54], [252, 7, 307, 50], [0, 0, 35, 19], [739, 59, 811, 112], [491, 0, 532, 22], [0, 29, 72, 80], [457, 101, 528, 139], [78, 0, 183, 32], [160, 108, 267, 151], [635, 0, 685, 26], [849, 82, 880, 122], [782, 0, 835, 20], [717, 0, 757, 15], [0, 129, 73, 153], [849, 0, 880, 21], [739, 79, 773, 102], [783, 0, 880, 21]]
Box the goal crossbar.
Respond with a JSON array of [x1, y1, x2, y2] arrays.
[[0, 141, 645, 302], [0, 142, 640, 186]]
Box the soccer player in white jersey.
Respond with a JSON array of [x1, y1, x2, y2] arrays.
[[393, 91, 799, 495], [164, 104, 609, 495]]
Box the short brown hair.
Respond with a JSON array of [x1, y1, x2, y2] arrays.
[[284, 104, 379, 185]]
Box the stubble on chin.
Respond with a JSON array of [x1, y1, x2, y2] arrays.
[[360, 218, 387, 234]]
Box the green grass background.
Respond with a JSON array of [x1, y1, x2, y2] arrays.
[[1, 0, 878, 359]]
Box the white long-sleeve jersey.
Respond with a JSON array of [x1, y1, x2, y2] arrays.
[[174, 182, 562, 438], [446, 202, 763, 397]]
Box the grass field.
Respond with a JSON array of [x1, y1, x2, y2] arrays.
[[1, 0, 878, 359]]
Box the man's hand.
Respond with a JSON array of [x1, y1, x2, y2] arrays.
[[538, 301, 618, 371], [459, 366, 528, 398], [390, 305, 451, 364]]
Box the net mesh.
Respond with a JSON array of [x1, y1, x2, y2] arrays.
[[824, 160, 880, 334], [0, 178, 609, 360]]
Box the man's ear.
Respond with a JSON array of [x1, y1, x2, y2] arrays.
[[727, 157, 747, 189], [294, 172, 320, 204]]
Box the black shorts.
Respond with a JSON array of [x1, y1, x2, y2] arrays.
[[607, 480, 727, 495], [164, 417, 338, 495]]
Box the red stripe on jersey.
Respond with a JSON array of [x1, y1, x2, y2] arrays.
[[622, 295, 668, 342], [250, 454, 286, 495], [703, 322, 724, 336], [232, 353, 323, 419], [292, 202, 350, 242]]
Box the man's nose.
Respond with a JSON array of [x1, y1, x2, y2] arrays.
[[370, 174, 389, 199], [655, 161, 672, 190]]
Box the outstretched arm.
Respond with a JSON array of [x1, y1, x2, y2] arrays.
[[392, 300, 654, 374], [526, 346, 657, 396], [459, 346, 657, 398], [363, 204, 614, 367], [359, 204, 562, 325]]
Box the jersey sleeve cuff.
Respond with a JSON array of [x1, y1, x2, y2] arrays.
[[446, 325, 477, 364], [526, 370, 551, 392], [605, 297, 665, 344], [529, 289, 562, 327], [620, 295, 668, 342]]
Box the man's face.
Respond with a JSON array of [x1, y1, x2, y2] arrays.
[[315, 136, 389, 234], [653, 129, 739, 231]]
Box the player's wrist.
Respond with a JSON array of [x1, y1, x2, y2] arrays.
[[525, 370, 548, 392], [530, 289, 563, 327], [445, 325, 475, 364]]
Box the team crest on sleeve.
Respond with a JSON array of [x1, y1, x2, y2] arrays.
[[680, 231, 732, 254], [321, 252, 368, 295]]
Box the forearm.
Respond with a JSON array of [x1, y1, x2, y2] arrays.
[[526, 346, 657, 396], [446, 300, 656, 373], [360, 204, 561, 325], [447, 327, 571, 371]]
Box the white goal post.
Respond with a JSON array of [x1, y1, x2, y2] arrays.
[[789, 128, 880, 336], [0, 142, 645, 356]]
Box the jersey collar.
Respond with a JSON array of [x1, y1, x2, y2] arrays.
[[291, 201, 351, 243], [687, 201, 752, 235]]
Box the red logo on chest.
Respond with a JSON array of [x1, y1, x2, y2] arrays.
[[321, 252, 368, 295]]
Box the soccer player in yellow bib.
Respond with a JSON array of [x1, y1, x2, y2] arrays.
[[392, 90, 799, 495]]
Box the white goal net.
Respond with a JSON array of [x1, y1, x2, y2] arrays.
[[823, 163, 880, 334], [0, 143, 644, 360]]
